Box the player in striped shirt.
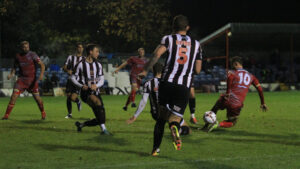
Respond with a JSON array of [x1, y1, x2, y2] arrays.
[[72, 44, 111, 135], [63, 43, 84, 119], [139, 15, 202, 155], [127, 63, 191, 151]]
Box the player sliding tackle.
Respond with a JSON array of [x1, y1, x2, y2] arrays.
[[202, 56, 268, 132], [139, 15, 202, 156], [127, 63, 191, 156], [2, 41, 46, 120]]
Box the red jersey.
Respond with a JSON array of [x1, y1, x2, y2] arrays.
[[127, 56, 147, 77], [226, 68, 261, 107], [14, 51, 41, 80]]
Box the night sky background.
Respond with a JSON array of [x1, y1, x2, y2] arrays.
[[171, 0, 300, 38]]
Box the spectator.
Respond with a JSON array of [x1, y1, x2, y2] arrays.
[[51, 73, 60, 87]]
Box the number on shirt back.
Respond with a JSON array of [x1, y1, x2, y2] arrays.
[[238, 72, 251, 85], [177, 47, 188, 65]]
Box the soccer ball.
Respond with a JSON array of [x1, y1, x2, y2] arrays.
[[203, 111, 217, 124]]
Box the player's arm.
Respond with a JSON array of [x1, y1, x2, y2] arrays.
[[8, 57, 18, 80], [63, 56, 72, 75], [7, 68, 16, 80], [127, 92, 150, 124], [139, 45, 167, 79], [37, 60, 45, 81], [194, 43, 203, 74], [194, 60, 202, 75], [113, 61, 128, 74], [252, 77, 268, 112], [71, 63, 88, 90], [224, 72, 234, 99]]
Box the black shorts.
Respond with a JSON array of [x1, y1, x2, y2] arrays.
[[159, 81, 190, 117], [66, 79, 80, 94], [80, 89, 103, 105]]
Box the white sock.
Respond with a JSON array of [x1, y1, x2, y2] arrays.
[[191, 113, 195, 118], [101, 124, 106, 131]]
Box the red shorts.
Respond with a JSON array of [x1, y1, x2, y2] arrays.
[[130, 75, 141, 88], [217, 94, 243, 118], [14, 78, 39, 94]]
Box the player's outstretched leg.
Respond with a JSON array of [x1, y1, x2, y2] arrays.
[[75, 119, 98, 132], [32, 93, 46, 120], [152, 119, 166, 156], [2, 91, 19, 120]]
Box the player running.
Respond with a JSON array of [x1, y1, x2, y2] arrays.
[[63, 43, 84, 119], [139, 15, 202, 156], [72, 44, 111, 135], [127, 63, 191, 144], [113, 48, 147, 111], [2, 41, 46, 120], [203, 56, 268, 132]]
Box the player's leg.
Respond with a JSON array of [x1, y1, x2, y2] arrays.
[[189, 87, 197, 124], [70, 93, 81, 111], [32, 92, 46, 120], [179, 119, 191, 135], [123, 83, 138, 110], [208, 107, 241, 132], [2, 89, 20, 120], [202, 95, 227, 130], [77, 94, 111, 135], [211, 95, 227, 114], [66, 93, 73, 118], [152, 118, 166, 156], [219, 107, 241, 128]]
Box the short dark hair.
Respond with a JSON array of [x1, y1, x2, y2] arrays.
[[231, 56, 243, 65], [20, 41, 29, 46], [153, 62, 163, 76], [85, 44, 99, 55], [172, 15, 189, 32], [76, 42, 83, 47]]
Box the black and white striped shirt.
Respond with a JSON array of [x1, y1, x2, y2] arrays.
[[160, 34, 202, 88], [71, 58, 104, 93], [64, 55, 84, 71], [134, 78, 160, 118]]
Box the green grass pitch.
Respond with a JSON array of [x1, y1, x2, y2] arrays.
[[0, 91, 300, 169]]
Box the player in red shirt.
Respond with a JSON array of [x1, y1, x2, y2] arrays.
[[204, 56, 268, 132], [113, 48, 147, 111], [2, 41, 46, 120]]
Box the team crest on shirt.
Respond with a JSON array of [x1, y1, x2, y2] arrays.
[[173, 105, 181, 112]]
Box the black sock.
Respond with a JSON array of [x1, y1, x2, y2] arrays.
[[169, 121, 180, 131], [211, 99, 222, 115], [91, 105, 106, 126], [189, 98, 196, 114], [83, 118, 98, 127], [74, 98, 80, 103], [67, 98, 72, 114], [153, 119, 166, 150]]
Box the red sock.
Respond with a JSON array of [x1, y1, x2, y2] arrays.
[[125, 95, 131, 107], [130, 90, 136, 103], [219, 121, 233, 128], [37, 101, 45, 113], [4, 103, 15, 117]]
